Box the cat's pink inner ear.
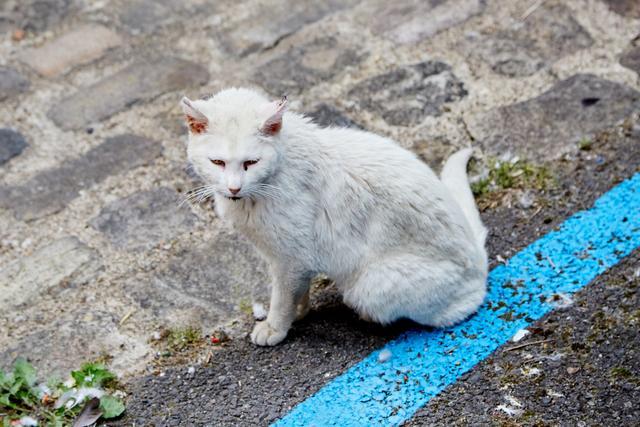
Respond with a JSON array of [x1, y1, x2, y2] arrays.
[[261, 97, 288, 136], [180, 96, 208, 134]]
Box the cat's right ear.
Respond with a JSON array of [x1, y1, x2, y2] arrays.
[[180, 97, 208, 134]]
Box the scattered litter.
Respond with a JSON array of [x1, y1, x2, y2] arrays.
[[187, 366, 195, 375], [252, 303, 267, 320], [517, 191, 534, 209], [377, 349, 392, 363], [323, 372, 331, 378], [511, 328, 530, 342], [72, 397, 102, 427], [496, 254, 508, 265], [521, 366, 541, 376], [549, 293, 573, 308], [12, 417, 38, 426], [506, 339, 553, 352], [546, 389, 564, 398], [151, 331, 162, 341], [118, 308, 136, 326], [496, 395, 524, 417], [566, 366, 580, 375], [55, 387, 104, 409]]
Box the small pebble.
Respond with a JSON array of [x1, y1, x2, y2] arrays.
[[187, 366, 195, 375], [377, 349, 392, 363], [511, 328, 530, 342]]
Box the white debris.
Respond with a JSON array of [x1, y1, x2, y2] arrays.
[[511, 328, 530, 342], [377, 349, 392, 363], [16, 417, 38, 426], [550, 293, 573, 308], [546, 389, 564, 398], [55, 387, 104, 409], [517, 191, 534, 209], [497, 404, 524, 417], [496, 395, 524, 417], [521, 366, 541, 376], [35, 383, 51, 399], [505, 395, 523, 408], [152, 331, 162, 340], [187, 366, 195, 375], [252, 303, 267, 320]]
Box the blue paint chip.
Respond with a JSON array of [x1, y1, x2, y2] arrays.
[[274, 173, 640, 427]]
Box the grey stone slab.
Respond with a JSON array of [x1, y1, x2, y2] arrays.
[[220, 0, 358, 56], [0, 134, 163, 220], [306, 104, 362, 129], [465, 3, 593, 77], [90, 187, 197, 251], [253, 36, 366, 96], [132, 231, 268, 328], [19, 24, 123, 77], [603, 0, 640, 18], [348, 61, 467, 126], [361, 0, 484, 44], [48, 57, 209, 130], [0, 66, 30, 101], [0, 129, 27, 165], [1, 309, 119, 378], [0, 0, 74, 33], [0, 237, 100, 308], [117, 0, 172, 34], [467, 74, 640, 161], [620, 45, 640, 76]]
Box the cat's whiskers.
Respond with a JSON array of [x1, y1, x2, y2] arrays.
[[181, 184, 218, 207]]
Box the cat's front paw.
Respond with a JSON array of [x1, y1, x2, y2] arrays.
[[250, 320, 288, 346]]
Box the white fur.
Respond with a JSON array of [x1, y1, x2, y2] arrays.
[[182, 88, 488, 346]]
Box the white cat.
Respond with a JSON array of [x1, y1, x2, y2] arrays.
[[181, 88, 487, 346]]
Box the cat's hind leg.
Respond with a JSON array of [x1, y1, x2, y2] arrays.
[[342, 255, 486, 327]]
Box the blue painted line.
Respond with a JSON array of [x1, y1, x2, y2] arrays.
[[274, 173, 640, 427]]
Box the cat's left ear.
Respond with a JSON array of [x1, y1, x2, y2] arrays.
[[180, 96, 208, 134], [260, 96, 288, 136]]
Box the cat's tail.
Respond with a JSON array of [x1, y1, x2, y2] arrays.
[[440, 148, 487, 248]]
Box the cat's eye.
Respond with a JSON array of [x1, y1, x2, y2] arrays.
[[210, 159, 225, 167], [243, 159, 260, 171]]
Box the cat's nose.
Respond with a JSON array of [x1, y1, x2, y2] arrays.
[[229, 187, 241, 195]]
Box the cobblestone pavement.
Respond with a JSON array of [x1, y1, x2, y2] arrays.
[[0, 0, 639, 425]]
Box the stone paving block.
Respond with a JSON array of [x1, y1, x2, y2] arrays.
[[132, 231, 268, 328], [0, 129, 27, 165], [19, 24, 123, 77], [603, 0, 640, 18], [620, 45, 640, 76], [0, 134, 163, 220], [466, 74, 640, 161], [220, 0, 358, 56], [348, 61, 467, 126], [0, 237, 100, 308], [306, 104, 362, 129], [359, 0, 484, 44], [118, 0, 173, 34], [1, 308, 144, 378], [0, 66, 30, 101], [90, 187, 197, 251], [0, 0, 73, 33], [48, 57, 209, 130], [464, 3, 593, 77], [253, 36, 366, 96]]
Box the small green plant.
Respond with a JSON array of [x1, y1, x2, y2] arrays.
[[471, 158, 554, 196], [0, 359, 125, 426], [166, 326, 202, 352], [578, 138, 592, 151]]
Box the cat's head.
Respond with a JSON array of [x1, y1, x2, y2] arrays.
[[181, 88, 287, 201]]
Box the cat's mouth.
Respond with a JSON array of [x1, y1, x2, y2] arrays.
[[227, 196, 243, 201]]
